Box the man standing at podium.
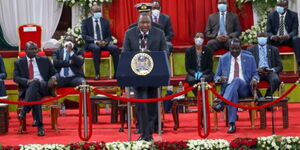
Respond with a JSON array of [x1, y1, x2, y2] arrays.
[[123, 12, 167, 141]]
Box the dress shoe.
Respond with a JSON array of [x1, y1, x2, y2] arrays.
[[134, 129, 141, 134], [17, 114, 25, 134], [227, 122, 236, 134], [212, 102, 224, 112], [37, 126, 45, 136], [137, 135, 145, 141], [32, 120, 37, 127], [144, 135, 153, 141], [94, 74, 100, 80]]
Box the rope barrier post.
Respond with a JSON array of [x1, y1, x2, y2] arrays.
[[125, 87, 132, 141], [80, 81, 89, 138], [157, 87, 162, 142], [200, 78, 208, 135]]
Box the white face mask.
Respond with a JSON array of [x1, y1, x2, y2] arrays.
[[152, 9, 160, 17], [64, 41, 74, 49], [194, 38, 204, 46]]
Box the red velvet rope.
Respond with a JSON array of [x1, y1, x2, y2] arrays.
[[92, 85, 196, 103], [209, 83, 297, 110], [78, 92, 93, 141], [0, 88, 79, 105], [198, 88, 211, 138]]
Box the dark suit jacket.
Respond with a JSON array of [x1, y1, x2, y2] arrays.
[[185, 46, 213, 75], [156, 13, 174, 41], [52, 46, 84, 77], [13, 56, 56, 98], [247, 45, 283, 73], [205, 12, 241, 39], [267, 10, 299, 38], [81, 17, 113, 49], [122, 26, 167, 52], [214, 52, 259, 94], [0, 56, 6, 80]]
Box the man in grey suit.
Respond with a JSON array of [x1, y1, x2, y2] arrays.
[[123, 13, 167, 141], [247, 31, 282, 97], [152, 0, 174, 54], [205, 0, 241, 52]]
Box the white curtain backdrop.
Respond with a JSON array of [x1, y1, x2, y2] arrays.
[[0, 0, 63, 47], [72, 4, 82, 27]]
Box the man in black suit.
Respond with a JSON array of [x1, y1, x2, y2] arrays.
[[205, 0, 241, 52], [81, 5, 119, 80], [52, 35, 85, 88], [123, 13, 167, 141], [152, 0, 174, 54], [13, 41, 57, 136], [247, 31, 282, 97], [185, 32, 214, 96], [267, 0, 300, 71], [0, 55, 7, 97]]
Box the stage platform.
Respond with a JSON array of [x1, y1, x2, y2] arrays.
[[0, 103, 300, 145]]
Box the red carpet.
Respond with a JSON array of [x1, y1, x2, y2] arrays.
[[1, 103, 300, 145]]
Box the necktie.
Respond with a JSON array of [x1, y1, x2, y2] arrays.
[[64, 52, 70, 77], [154, 16, 158, 23], [259, 46, 267, 68], [140, 34, 147, 49], [234, 58, 239, 78], [29, 59, 34, 79], [279, 15, 284, 35], [95, 19, 102, 40], [219, 12, 226, 35]]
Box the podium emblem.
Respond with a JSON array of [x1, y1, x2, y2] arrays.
[[131, 53, 154, 76]]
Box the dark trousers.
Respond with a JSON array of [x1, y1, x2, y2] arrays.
[[20, 80, 50, 127], [259, 72, 281, 97], [269, 36, 300, 66], [87, 43, 119, 75], [206, 39, 231, 52], [186, 74, 214, 96], [56, 75, 85, 88], [0, 79, 6, 96], [134, 87, 158, 138]]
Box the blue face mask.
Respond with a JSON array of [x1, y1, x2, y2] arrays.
[[218, 4, 227, 12], [258, 37, 267, 46], [93, 12, 102, 19], [276, 6, 285, 14]]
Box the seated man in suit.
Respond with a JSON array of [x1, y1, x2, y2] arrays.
[[123, 13, 167, 141], [185, 32, 214, 96], [267, 0, 300, 72], [81, 5, 119, 80], [205, 0, 241, 52], [0, 55, 7, 97], [52, 35, 85, 88], [213, 38, 259, 133], [247, 31, 282, 97], [152, 0, 174, 54], [13, 41, 57, 136]]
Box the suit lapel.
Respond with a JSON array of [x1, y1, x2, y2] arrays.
[[88, 17, 94, 36], [241, 54, 246, 76], [21, 57, 29, 78], [274, 12, 279, 32], [254, 45, 259, 65], [225, 54, 231, 77], [147, 28, 153, 50], [36, 56, 44, 78], [216, 13, 220, 32], [60, 48, 64, 60], [266, 45, 272, 67], [225, 12, 230, 32], [285, 10, 291, 31]]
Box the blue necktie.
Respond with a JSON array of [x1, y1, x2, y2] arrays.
[[219, 12, 226, 35], [64, 52, 70, 77], [259, 46, 267, 68]]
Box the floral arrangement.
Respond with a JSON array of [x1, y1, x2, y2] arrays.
[[56, 0, 113, 7], [230, 137, 257, 149], [239, 16, 267, 45], [2, 136, 300, 150], [67, 141, 106, 150]]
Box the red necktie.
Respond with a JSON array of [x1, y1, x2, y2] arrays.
[[154, 16, 158, 23], [29, 59, 34, 79], [234, 58, 239, 78]]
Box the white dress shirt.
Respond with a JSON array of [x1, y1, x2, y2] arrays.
[[92, 17, 103, 42], [26, 56, 43, 81], [228, 54, 245, 84]]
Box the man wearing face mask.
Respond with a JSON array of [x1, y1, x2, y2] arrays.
[[267, 0, 300, 72], [212, 38, 259, 133], [247, 31, 282, 97], [52, 35, 85, 88], [205, 0, 241, 53], [185, 32, 214, 96], [81, 5, 119, 80], [152, 0, 174, 54], [13, 41, 57, 136]]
